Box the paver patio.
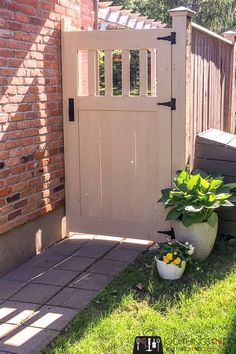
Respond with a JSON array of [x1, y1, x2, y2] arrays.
[[0, 234, 153, 354]]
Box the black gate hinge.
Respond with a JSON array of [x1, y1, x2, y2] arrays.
[[157, 31, 176, 45], [157, 98, 176, 111], [158, 228, 175, 240]]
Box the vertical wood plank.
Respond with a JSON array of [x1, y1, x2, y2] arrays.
[[150, 49, 157, 96], [95, 50, 99, 96], [139, 49, 148, 96], [105, 49, 113, 96], [88, 50, 97, 96], [157, 41, 171, 102], [122, 49, 130, 96], [111, 111, 135, 220], [80, 112, 103, 217]]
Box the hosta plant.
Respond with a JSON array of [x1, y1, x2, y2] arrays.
[[159, 169, 236, 227]]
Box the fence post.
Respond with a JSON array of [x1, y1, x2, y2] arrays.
[[61, 19, 81, 236], [169, 7, 195, 177], [223, 31, 236, 134]]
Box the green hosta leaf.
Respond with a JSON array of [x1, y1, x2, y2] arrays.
[[200, 177, 210, 190], [223, 183, 236, 190], [207, 193, 216, 203], [165, 198, 182, 207], [185, 205, 203, 212], [178, 170, 188, 180], [166, 208, 182, 221], [184, 194, 193, 201], [220, 200, 234, 207], [208, 212, 218, 227], [182, 213, 206, 227], [215, 193, 232, 201], [175, 178, 187, 192], [170, 191, 184, 199], [204, 201, 221, 209], [159, 188, 171, 203], [209, 179, 223, 191], [186, 174, 200, 191]]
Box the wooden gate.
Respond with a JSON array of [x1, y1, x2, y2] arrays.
[[61, 17, 186, 240]]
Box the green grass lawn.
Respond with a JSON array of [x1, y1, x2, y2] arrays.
[[45, 240, 236, 354]]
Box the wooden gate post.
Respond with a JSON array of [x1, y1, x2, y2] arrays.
[[169, 7, 195, 177], [223, 31, 236, 134], [61, 19, 81, 236]]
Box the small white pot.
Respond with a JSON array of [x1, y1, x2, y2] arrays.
[[173, 219, 218, 261], [155, 257, 186, 280]]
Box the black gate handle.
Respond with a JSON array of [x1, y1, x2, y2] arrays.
[[68, 98, 75, 121]]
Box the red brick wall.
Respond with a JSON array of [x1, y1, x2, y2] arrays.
[[0, 0, 95, 235]]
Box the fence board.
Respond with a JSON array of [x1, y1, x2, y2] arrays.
[[88, 50, 97, 96], [150, 49, 157, 96], [122, 49, 130, 96], [67, 28, 171, 50], [139, 49, 148, 96], [105, 50, 113, 96], [190, 25, 235, 163]]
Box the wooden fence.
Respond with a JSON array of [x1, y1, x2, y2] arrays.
[[189, 23, 236, 164]]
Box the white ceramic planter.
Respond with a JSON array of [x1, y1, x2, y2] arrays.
[[173, 219, 218, 261], [155, 257, 186, 280]]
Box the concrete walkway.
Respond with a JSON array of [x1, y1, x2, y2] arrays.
[[0, 234, 153, 354]]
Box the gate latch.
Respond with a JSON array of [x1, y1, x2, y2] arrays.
[[157, 98, 176, 111], [157, 31, 176, 45]]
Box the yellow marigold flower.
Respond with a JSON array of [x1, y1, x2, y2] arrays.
[[173, 257, 181, 265], [166, 253, 173, 260], [163, 256, 169, 263]]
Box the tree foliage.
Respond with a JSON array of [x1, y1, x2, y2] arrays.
[[110, 0, 236, 33]]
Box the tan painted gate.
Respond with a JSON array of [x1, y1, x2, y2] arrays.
[[61, 22, 179, 240]]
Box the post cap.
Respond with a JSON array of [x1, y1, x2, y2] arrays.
[[169, 6, 196, 17], [223, 30, 236, 42]]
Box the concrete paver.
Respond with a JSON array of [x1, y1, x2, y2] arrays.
[[10, 284, 61, 305], [0, 281, 27, 301], [3, 266, 46, 283], [119, 238, 154, 250], [47, 287, 98, 310], [73, 244, 114, 259], [88, 259, 130, 276], [23, 254, 66, 269], [69, 272, 114, 291], [0, 323, 18, 341], [0, 326, 59, 354], [103, 247, 141, 262], [45, 236, 91, 257], [0, 301, 39, 325], [22, 305, 78, 331], [32, 269, 78, 287], [54, 256, 95, 272]]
